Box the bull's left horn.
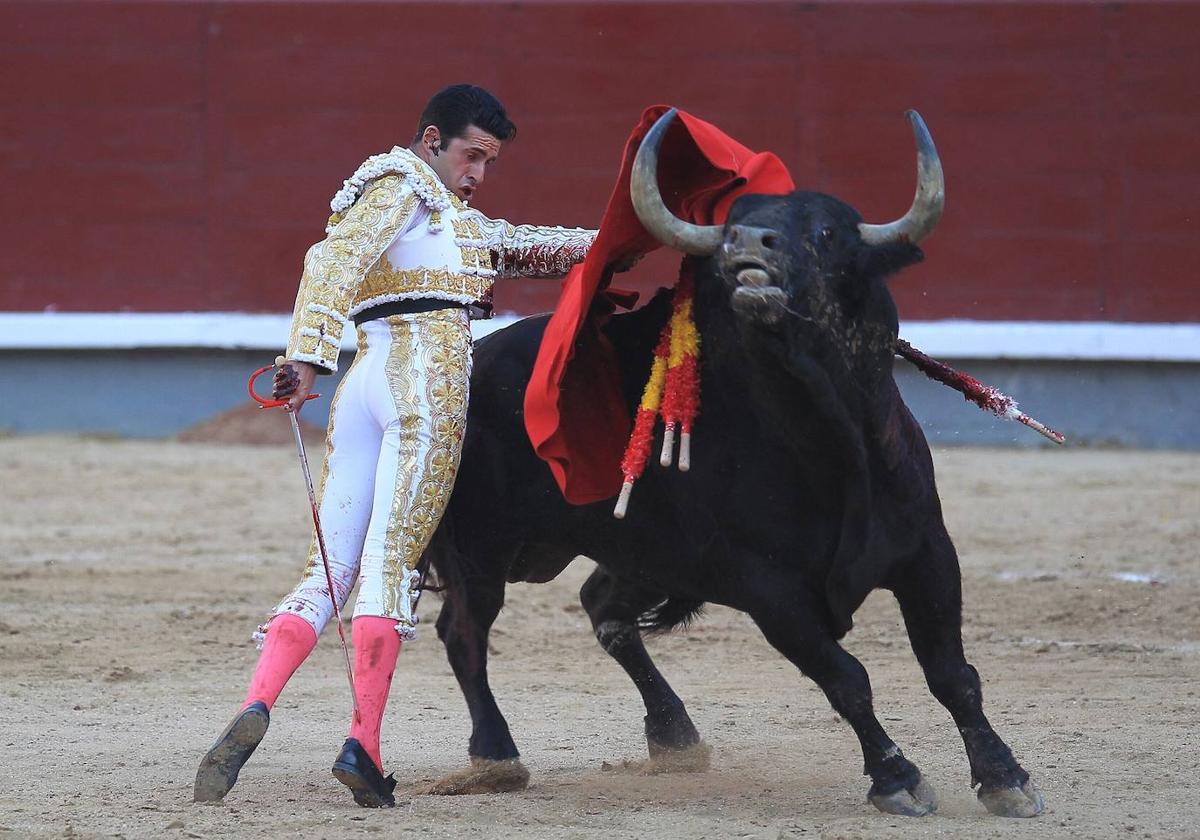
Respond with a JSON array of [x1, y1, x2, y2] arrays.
[[631, 108, 724, 256], [858, 110, 945, 246]]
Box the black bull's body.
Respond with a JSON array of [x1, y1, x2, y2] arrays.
[[423, 111, 1044, 818]]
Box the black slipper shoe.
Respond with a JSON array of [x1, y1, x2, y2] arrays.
[[332, 738, 397, 808], [193, 701, 270, 802]]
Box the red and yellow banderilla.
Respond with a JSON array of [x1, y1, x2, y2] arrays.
[[614, 259, 702, 519]]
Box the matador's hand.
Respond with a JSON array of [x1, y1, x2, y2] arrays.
[[273, 359, 318, 413]]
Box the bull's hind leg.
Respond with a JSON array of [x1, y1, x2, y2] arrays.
[[580, 567, 710, 772], [891, 528, 1043, 817], [750, 593, 938, 817], [422, 562, 530, 795]]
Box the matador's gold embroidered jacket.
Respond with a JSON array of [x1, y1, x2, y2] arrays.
[[285, 147, 596, 372]]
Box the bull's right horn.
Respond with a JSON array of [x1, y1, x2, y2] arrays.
[[858, 110, 945, 246], [631, 108, 724, 256]]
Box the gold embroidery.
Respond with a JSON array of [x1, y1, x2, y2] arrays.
[[451, 216, 496, 275], [381, 316, 422, 617], [466, 211, 596, 278], [380, 310, 471, 616], [285, 177, 419, 371], [354, 253, 493, 310], [407, 310, 471, 560]]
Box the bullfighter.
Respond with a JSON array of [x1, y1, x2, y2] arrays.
[[194, 84, 596, 808]]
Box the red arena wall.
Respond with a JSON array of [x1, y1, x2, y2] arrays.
[[1, 1, 1197, 322]]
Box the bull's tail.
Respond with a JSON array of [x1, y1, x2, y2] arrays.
[[638, 597, 706, 634]]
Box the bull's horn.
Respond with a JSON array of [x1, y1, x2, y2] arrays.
[[631, 108, 724, 256], [858, 110, 945, 246]]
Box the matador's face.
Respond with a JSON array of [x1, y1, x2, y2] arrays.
[[419, 124, 503, 203]]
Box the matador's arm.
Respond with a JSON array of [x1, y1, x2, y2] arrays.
[[285, 175, 421, 372], [467, 212, 597, 279]]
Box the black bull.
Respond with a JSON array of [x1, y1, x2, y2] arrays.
[[422, 110, 1044, 818]]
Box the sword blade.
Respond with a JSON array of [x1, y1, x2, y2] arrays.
[[288, 409, 360, 719]]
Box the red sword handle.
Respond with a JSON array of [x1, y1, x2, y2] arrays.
[[247, 363, 320, 409]]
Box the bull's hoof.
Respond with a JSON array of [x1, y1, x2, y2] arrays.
[[868, 777, 938, 817], [601, 740, 712, 775], [643, 740, 712, 774], [978, 780, 1045, 818], [417, 758, 530, 796]]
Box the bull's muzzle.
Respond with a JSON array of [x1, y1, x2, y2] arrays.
[[722, 225, 784, 289], [722, 224, 789, 325]]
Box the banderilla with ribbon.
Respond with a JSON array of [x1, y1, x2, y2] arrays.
[[895, 339, 1065, 445]]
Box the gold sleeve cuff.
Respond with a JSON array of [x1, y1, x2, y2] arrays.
[[470, 214, 597, 279], [285, 175, 419, 372]]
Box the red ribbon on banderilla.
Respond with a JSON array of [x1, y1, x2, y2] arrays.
[[894, 339, 1065, 445], [614, 261, 701, 519], [248, 358, 360, 719]]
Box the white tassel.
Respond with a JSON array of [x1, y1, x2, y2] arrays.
[[679, 431, 692, 472], [659, 424, 676, 467], [613, 481, 634, 519]]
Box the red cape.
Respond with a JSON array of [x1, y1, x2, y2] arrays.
[[524, 106, 795, 504]]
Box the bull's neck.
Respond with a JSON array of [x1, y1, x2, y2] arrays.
[[693, 278, 899, 476]]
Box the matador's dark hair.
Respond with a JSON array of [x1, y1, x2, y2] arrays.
[[413, 84, 517, 148]]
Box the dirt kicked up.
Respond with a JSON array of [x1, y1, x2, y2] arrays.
[[0, 437, 1196, 840]]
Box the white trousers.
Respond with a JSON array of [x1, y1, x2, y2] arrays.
[[263, 308, 472, 641]]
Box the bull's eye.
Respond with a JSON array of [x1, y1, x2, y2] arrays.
[[820, 226, 834, 240]]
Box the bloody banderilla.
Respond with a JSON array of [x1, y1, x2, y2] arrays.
[[895, 339, 1065, 445], [248, 359, 360, 718]]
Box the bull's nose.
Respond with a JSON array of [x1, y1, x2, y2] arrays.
[[726, 225, 782, 252]]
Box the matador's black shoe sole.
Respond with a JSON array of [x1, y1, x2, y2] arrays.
[[332, 737, 397, 808], [193, 701, 270, 803]]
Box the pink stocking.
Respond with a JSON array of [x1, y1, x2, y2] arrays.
[[242, 613, 318, 710], [348, 616, 403, 772]]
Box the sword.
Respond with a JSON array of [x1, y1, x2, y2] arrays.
[[248, 359, 359, 718]]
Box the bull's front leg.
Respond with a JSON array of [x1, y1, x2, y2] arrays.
[[580, 566, 710, 772], [749, 587, 938, 817], [891, 527, 1044, 817]]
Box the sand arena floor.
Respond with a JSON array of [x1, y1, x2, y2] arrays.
[[0, 437, 1197, 839]]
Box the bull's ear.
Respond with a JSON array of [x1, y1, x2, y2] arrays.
[[855, 240, 924, 280]]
